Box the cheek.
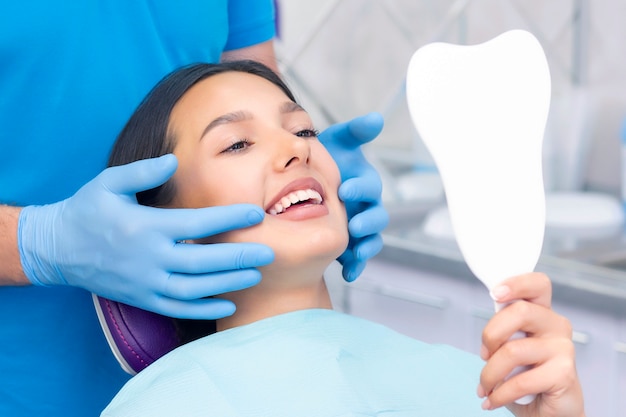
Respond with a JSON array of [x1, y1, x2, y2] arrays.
[[313, 146, 342, 186], [173, 175, 223, 208], [195, 224, 262, 245], [174, 161, 261, 208], [335, 201, 350, 250]]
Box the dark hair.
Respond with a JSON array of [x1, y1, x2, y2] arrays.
[[108, 60, 297, 207]]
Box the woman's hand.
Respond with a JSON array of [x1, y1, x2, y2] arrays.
[[477, 272, 586, 417]]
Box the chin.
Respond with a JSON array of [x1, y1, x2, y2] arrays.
[[274, 228, 349, 267]]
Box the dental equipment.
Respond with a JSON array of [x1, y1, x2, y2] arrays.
[[406, 30, 551, 405]]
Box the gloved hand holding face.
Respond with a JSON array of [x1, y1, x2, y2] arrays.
[[18, 73, 388, 320]]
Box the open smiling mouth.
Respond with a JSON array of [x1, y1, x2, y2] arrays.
[[267, 189, 323, 215]]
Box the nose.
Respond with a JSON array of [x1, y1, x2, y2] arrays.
[[273, 131, 311, 171]]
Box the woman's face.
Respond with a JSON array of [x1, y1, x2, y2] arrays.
[[167, 71, 348, 268]]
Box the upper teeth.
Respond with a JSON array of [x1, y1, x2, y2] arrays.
[[268, 189, 322, 215]]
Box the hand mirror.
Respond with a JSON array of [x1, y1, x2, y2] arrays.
[[406, 30, 551, 405]]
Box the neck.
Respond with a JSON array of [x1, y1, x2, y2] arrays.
[[216, 267, 333, 332]]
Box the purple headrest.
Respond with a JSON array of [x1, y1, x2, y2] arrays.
[[93, 296, 217, 374], [93, 295, 181, 374]]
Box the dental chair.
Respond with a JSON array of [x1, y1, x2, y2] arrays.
[[93, 295, 215, 375]]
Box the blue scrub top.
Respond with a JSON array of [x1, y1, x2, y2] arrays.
[[103, 309, 514, 417], [0, 1, 275, 415]]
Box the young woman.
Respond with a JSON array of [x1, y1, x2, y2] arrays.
[[101, 60, 585, 417]]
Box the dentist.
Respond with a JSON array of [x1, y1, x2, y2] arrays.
[[0, 1, 388, 416]]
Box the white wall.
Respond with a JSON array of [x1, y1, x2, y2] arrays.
[[275, 0, 626, 195]]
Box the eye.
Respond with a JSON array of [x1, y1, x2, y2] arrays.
[[221, 139, 252, 153], [295, 129, 320, 138]]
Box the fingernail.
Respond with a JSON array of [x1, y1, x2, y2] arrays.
[[490, 285, 510, 301], [480, 344, 489, 360], [481, 398, 492, 410], [476, 384, 486, 398]]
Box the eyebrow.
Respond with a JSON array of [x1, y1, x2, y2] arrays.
[[200, 110, 251, 140], [200, 101, 306, 141]]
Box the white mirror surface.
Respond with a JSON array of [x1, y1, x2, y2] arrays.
[[406, 30, 550, 291]]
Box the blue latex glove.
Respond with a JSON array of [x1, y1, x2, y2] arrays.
[[18, 154, 274, 319], [319, 112, 389, 282]]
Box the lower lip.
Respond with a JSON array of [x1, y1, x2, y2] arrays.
[[269, 203, 329, 221]]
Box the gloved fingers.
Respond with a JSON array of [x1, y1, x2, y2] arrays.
[[351, 233, 384, 263], [346, 112, 384, 146], [146, 204, 265, 240], [339, 257, 366, 283], [319, 112, 384, 149], [337, 234, 383, 283], [165, 242, 274, 274], [337, 241, 360, 282], [338, 171, 383, 203], [99, 154, 178, 195], [347, 204, 389, 238], [149, 296, 237, 320], [162, 269, 263, 301]]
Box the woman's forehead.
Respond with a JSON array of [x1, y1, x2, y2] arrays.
[[171, 72, 300, 123]]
